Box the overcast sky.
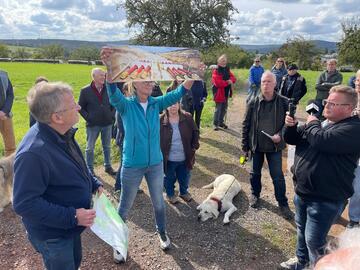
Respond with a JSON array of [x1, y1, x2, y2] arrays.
[[0, 0, 358, 45]]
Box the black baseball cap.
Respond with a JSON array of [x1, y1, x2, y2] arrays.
[[287, 64, 298, 70]]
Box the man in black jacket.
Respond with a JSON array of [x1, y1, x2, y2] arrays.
[[315, 59, 343, 118], [278, 64, 307, 104], [280, 85, 360, 270], [242, 71, 293, 220], [78, 68, 116, 176]]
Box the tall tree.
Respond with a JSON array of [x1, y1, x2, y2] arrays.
[[277, 36, 319, 70], [201, 44, 253, 68], [122, 0, 237, 47], [42, 44, 65, 60], [338, 17, 360, 69], [0, 43, 10, 58], [12, 47, 31, 59]]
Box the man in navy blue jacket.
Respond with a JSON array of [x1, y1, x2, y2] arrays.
[[13, 81, 103, 270]]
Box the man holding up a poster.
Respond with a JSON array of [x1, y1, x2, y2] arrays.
[[101, 47, 194, 263]]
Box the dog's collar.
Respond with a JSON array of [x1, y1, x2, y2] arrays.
[[210, 197, 222, 212]]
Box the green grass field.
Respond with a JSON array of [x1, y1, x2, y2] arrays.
[[0, 62, 354, 164]]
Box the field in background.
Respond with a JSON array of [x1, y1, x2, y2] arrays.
[[0, 62, 353, 164]]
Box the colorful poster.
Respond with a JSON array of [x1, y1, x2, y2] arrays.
[[105, 45, 205, 82]]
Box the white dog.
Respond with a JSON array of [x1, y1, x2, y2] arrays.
[[0, 153, 15, 213], [197, 174, 241, 224]]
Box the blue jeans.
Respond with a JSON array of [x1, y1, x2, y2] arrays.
[[246, 85, 260, 104], [349, 165, 360, 222], [114, 133, 124, 191], [118, 162, 166, 233], [164, 160, 191, 197], [213, 100, 228, 126], [85, 125, 112, 172], [250, 151, 288, 206], [294, 194, 345, 266], [28, 233, 82, 270]]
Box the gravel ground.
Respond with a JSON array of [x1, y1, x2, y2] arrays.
[[0, 93, 347, 270]]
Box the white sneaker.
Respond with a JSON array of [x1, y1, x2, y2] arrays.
[[113, 248, 125, 264], [280, 257, 306, 270], [158, 232, 171, 250]]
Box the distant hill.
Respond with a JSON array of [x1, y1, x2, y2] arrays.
[[0, 39, 129, 51], [0, 38, 338, 54], [238, 44, 281, 54], [238, 40, 337, 54]]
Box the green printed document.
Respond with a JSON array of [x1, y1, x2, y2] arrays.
[[91, 193, 129, 260]]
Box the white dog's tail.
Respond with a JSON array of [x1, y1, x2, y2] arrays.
[[201, 182, 214, 189]]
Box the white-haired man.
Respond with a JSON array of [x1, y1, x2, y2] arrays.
[[242, 71, 293, 220], [13, 82, 103, 270], [78, 68, 116, 176]]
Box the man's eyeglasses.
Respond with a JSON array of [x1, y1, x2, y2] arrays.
[[55, 103, 80, 114], [255, 61, 260, 63], [277, 60, 284, 63], [323, 100, 351, 108]]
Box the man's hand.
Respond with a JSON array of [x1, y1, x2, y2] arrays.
[[0, 111, 7, 120], [271, 134, 281, 144], [227, 80, 233, 85], [285, 115, 298, 127], [76, 208, 96, 227], [182, 79, 194, 90], [306, 114, 319, 124]]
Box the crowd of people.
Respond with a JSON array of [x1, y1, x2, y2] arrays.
[[0, 50, 358, 270]]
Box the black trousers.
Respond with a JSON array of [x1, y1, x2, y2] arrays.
[[191, 107, 203, 129]]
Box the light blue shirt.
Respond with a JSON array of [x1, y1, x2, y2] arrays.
[[168, 123, 185, 162]]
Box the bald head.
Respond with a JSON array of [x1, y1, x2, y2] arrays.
[[261, 71, 276, 100]]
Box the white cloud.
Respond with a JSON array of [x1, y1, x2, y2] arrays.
[[86, 0, 123, 22], [229, 0, 359, 44], [41, 0, 90, 10], [0, 13, 5, 25], [31, 13, 53, 25], [0, 0, 358, 44]]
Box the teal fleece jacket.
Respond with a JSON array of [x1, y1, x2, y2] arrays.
[[106, 82, 186, 168]]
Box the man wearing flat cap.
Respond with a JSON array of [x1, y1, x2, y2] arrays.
[[278, 64, 307, 104]]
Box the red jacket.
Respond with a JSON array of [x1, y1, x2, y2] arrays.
[[212, 68, 236, 103]]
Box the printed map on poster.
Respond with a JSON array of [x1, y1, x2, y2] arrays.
[[105, 45, 205, 82]]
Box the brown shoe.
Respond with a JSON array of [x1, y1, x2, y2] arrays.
[[180, 193, 192, 202], [167, 196, 179, 204]]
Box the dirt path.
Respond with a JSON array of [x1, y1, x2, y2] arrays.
[[0, 93, 348, 270]]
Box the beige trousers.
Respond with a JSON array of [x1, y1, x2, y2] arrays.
[[0, 117, 16, 156]]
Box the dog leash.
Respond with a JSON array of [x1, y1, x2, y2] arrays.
[[210, 177, 237, 211]]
